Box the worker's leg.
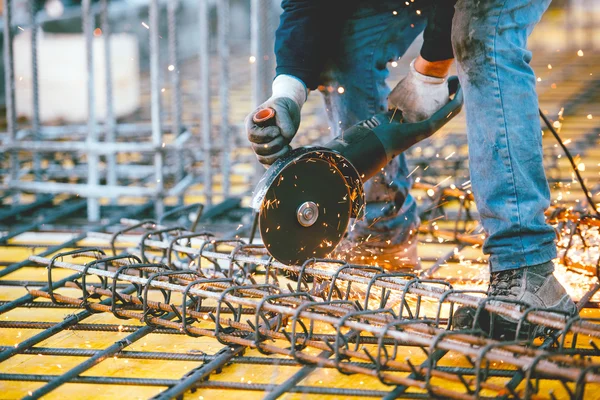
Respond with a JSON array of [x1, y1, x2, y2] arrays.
[[451, 0, 576, 338], [319, 3, 427, 267], [452, 0, 556, 271]]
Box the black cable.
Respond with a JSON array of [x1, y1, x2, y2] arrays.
[[539, 108, 600, 217]]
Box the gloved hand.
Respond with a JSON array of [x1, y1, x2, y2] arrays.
[[245, 75, 307, 165], [388, 59, 449, 123]]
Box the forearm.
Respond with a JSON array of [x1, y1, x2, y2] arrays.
[[419, 0, 456, 75], [275, 0, 346, 90]]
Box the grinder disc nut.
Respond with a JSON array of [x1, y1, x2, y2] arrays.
[[297, 202, 319, 227]]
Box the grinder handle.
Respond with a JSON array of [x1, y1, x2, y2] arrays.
[[373, 76, 463, 159], [252, 107, 277, 127]]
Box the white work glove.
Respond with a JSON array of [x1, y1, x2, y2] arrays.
[[245, 75, 307, 165], [388, 59, 449, 123]]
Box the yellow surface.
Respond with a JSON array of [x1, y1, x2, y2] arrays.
[[1, 234, 600, 399]]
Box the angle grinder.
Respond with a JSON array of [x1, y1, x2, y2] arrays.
[[252, 76, 463, 265]]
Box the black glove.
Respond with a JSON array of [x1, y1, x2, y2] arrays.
[[245, 74, 307, 166], [245, 97, 301, 165]]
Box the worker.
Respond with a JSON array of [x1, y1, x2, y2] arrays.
[[245, 0, 576, 339]]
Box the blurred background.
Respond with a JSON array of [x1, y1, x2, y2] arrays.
[[0, 0, 598, 225]]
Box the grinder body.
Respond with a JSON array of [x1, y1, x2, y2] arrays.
[[253, 77, 463, 265], [324, 77, 462, 184]]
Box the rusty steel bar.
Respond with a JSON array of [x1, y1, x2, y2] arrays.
[[85, 229, 598, 338], [27, 254, 600, 391], [21, 283, 536, 398]]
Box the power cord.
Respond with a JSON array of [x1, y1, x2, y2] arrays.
[[539, 108, 600, 217]]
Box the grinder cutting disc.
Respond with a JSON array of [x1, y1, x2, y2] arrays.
[[254, 148, 362, 265]]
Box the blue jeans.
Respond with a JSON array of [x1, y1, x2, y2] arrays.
[[318, 0, 556, 272], [452, 0, 556, 272], [318, 3, 425, 258]]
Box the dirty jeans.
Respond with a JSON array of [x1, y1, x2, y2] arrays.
[[319, 3, 426, 260], [452, 0, 556, 272], [318, 0, 556, 272]]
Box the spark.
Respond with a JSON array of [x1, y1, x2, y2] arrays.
[[588, 114, 593, 120], [168, 65, 175, 71], [142, 22, 150, 29], [434, 176, 452, 188], [577, 49, 584, 57], [249, 56, 256, 63], [337, 87, 345, 94], [407, 166, 419, 178], [389, 107, 399, 122]]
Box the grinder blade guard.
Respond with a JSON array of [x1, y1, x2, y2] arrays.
[[252, 77, 463, 265]]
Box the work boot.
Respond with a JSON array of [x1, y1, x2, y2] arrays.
[[331, 231, 420, 272], [453, 261, 577, 340]]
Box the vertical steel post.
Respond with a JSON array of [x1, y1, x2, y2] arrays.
[[250, 0, 271, 183], [150, 0, 165, 217], [199, 0, 213, 206], [250, 0, 267, 109], [29, 0, 41, 182], [83, 0, 100, 221], [101, 0, 117, 202], [167, 0, 184, 205], [218, 0, 231, 199], [3, 0, 19, 200]]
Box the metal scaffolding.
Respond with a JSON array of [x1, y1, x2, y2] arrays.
[[0, 0, 278, 221]]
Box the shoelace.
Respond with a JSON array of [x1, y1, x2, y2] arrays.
[[489, 269, 522, 297]]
